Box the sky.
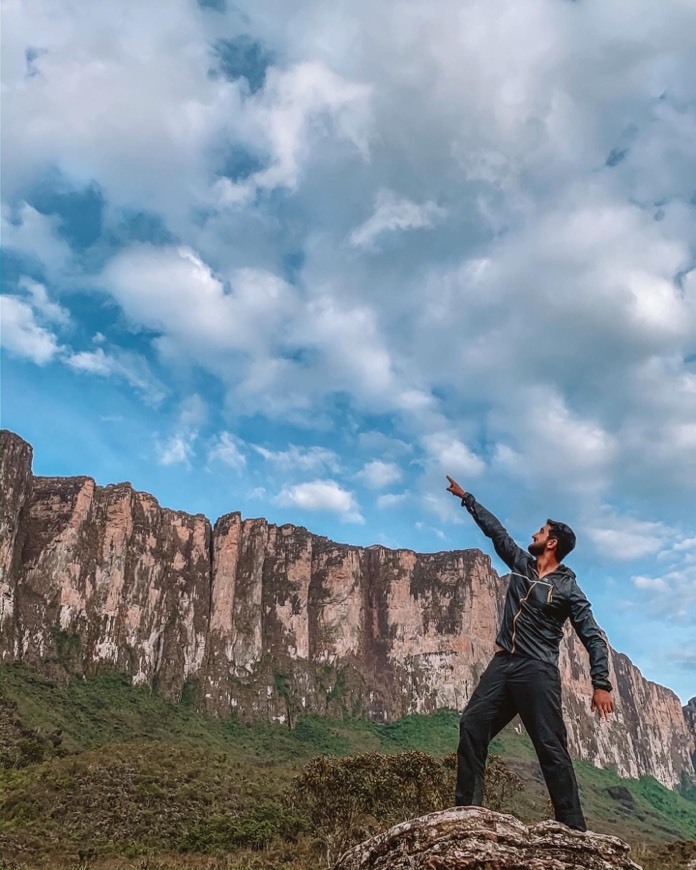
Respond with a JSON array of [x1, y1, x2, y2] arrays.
[[1, 0, 695, 703]]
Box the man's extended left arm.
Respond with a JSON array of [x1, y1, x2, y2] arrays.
[[569, 582, 614, 720]]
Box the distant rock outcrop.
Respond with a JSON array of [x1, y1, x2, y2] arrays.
[[333, 807, 642, 870], [0, 429, 694, 788], [685, 698, 696, 768]]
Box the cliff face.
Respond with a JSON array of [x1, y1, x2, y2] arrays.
[[0, 430, 693, 788], [685, 699, 696, 769]]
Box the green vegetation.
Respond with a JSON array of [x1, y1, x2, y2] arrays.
[[290, 750, 522, 865], [376, 707, 460, 754], [682, 784, 696, 804], [572, 760, 696, 843], [52, 629, 81, 670], [1, 662, 694, 870], [0, 663, 463, 765], [633, 840, 696, 870]]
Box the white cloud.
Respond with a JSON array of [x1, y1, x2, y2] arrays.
[[669, 536, 696, 555], [65, 347, 167, 404], [217, 61, 371, 200], [179, 394, 208, 429], [421, 432, 485, 477], [349, 189, 445, 248], [1, 203, 72, 273], [153, 395, 210, 467], [295, 298, 396, 403], [276, 479, 364, 523], [625, 523, 696, 626], [16, 0, 693, 508], [0, 295, 61, 365], [415, 521, 446, 541], [419, 492, 466, 524], [252, 444, 340, 473], [209, 432, 247, 470], [157, 433, 196, 467], [0, 273, 70, 367], [66, 350, 112, 376], [101, 246, 297, 354], [490, 389, 617, 496], [585, 513, 668, 561], [629, 566, 696, 623], [152, 394, 209, 467], [19, 278, 70, 326], [2, 0, 246, 221], [633, 575, 669, 592], [357, 431, 413, 457], [356, 459, 402, 489], [377, 491, 409, 509]]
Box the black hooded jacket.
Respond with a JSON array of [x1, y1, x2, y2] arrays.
[[462, 494, 612, 692]]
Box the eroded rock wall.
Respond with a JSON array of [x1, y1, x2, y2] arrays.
[[7, 471, 211, 697], [202, 516, 501, 724], [0, 433, 33, 658], [0, 429, 693, 788], [684, 698, 696, 770]]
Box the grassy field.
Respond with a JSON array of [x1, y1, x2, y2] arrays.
[[1, 662, 695, 870]]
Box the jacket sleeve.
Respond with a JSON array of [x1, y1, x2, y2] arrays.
[[461, 493, 532, 574], [569, 581, 612, 691]]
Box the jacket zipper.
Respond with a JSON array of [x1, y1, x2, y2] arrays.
[[510, 580, 538, 654]]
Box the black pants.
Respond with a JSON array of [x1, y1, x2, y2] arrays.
[[456, 650, 586, 831]]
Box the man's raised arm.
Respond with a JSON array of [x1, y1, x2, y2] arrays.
[[446, 476, 531, 574]]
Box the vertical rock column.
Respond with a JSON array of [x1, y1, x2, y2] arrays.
[[205, 512, 263, 716], [381, 548, 503, 718], [206, 516, 326, 723], [7, 468, 212, 699], [0, 432, 34, 659]]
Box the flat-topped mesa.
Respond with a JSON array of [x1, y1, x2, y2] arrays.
[[0, 429, 694, 788]]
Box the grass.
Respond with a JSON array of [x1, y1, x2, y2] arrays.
[[2, 740, 297, 861], [0, 663, 464, 765], [1, 662, 695, 870]]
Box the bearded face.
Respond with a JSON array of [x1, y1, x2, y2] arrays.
[[527, 539, 547, 556], [528, 523, 555, 557]]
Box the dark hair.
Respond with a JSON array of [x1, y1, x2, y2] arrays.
[[547, 519, 576, 561]]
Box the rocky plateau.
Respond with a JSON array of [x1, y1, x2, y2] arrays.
[[0, 430, 693, 789]]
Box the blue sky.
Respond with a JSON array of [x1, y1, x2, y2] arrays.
[[2, 0, 695, 703]]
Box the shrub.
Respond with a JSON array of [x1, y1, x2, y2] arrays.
[[179, 802, 306, 853], [290, 750, 524, 866]]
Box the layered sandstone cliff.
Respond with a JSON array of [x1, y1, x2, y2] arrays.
[[0, 430, 693, 788], [685, 699, 696, 769]]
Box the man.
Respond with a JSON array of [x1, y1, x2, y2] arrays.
[[446, 475, 613, 831]]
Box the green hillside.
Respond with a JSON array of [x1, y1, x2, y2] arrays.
[[1, 662, 695, 870]]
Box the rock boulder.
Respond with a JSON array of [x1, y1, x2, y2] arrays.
[[334, 807, 642, 870]]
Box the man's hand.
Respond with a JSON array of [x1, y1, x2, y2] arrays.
[[446, 476, 467, 499], [591, 688, 614, 720]]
